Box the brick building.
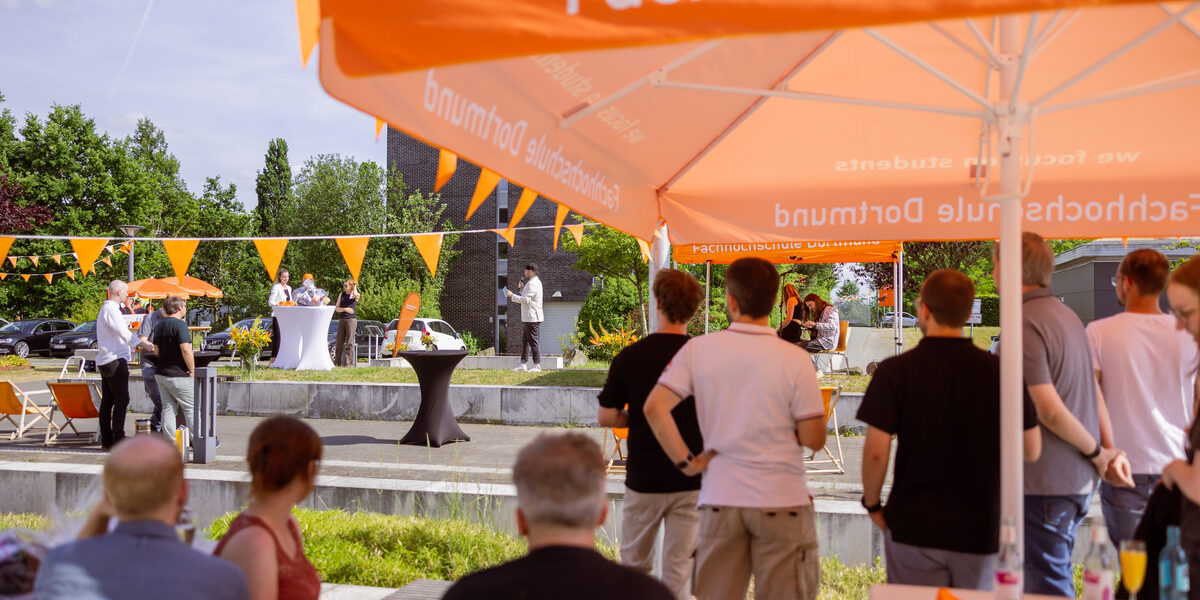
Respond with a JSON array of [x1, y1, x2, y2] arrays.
[[386, 129, 595, 354]]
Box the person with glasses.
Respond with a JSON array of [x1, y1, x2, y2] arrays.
[[147, 295, 196, 440], [1087, 249, 1196, 547]]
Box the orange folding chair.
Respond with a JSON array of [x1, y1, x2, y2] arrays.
[[601, 404, 629, 474], [45, 382, 101, 445], [0, 381, 56, 441], [806, 385, 845, 475]]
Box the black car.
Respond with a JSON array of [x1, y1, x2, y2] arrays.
[[202, 318, 272, 357], [326, 319, 386, 359], [49, 321, 98, 357], [0, 319, 78, 357]]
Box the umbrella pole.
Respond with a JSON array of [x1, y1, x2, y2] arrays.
[[704, 261, 710, 334], [997, 14, 1026, 552], [894, 253, 903, 356]]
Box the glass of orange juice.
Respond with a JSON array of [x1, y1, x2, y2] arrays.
[[1120, 539, 1147, 595]]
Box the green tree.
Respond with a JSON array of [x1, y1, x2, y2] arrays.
[[835, 278, 860, 300], [0, 91, 16, 172], [851, 242, 992, 309], [255, 138, 291, 236], [560, 224, 649, 333]]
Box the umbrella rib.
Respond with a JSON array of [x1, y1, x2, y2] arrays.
[[1159, 2, 1200, 41], [658, 32, 842, 193], [1040, 69, 1200, 114], [557, 40, 723, 130], [927, 22, 989, 65], [1007, 13, 1039, 112], [657, 81, 986, 119], [863, 28, 992, 111], [1031, 8, 1083, 59], [1032, 2, 1200, 108], [965, 19, 1003, 65]]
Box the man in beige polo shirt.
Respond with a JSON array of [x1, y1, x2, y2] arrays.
[[645, 257, 827, 600]]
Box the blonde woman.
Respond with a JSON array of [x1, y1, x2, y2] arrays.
[[333, 278, 360, 367]]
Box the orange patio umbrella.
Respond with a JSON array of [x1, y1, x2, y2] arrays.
[[299, 0, 1200, 552], [126, 278, 191, 300], [162, 275, 223, 299]]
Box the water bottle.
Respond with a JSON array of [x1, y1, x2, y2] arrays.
[[995, 516, 1021, 600], [1160, 525, 1189, 600], [1083, 525, 1114, 600]]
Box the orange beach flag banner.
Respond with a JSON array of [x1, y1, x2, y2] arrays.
[[392, 292, 421, 357]]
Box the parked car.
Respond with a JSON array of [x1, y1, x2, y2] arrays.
[[382, 318, 468, 352], [879, 312, 917, 328], [202, 318, 272, 357], [49, 321, 98, 357], [325, 319, 387, 359], [0, 319, 78, 357]]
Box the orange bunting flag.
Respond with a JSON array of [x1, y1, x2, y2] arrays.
[[375, 118, 385, 140], [65, 270, 75, 280], [163, 239, 200, 279], [553, 203, 570, 251], [507, 188, 538, 231], [636, 238, 651, 263], [51, 254, 62, 265], [106, 245, 115, 255], [435, 149, 457, 192], [0, 237, 12, 268], [935, 588, 961, 600], [490, 228, 516, 246], [0, 273, 6, 280], [1122, 237, 1129, 248], [120, 242, 131, 254], [101, 256, 112, 267], [6, 257, 16, 267], [71, 238, 110, 277], [296, 0, 318, 68], [253, 238, 289, 280], [20, 274, 30, 282], [43, 273, 52, 283], [411, 233, 443, 277], [565, 224, 585, 245], [28, 256, 37, 268], [335, 236, 370, 281], [466, 168, 501, 220], [392, 292, 422, 357]]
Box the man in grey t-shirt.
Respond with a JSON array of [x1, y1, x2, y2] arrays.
[[138, 302, 168, 432], [993, 233, 1133, 596]]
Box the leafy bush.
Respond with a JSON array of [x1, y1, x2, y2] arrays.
[[576, 277, 643, 340], [687, 293, 729, 337], [459, 332, 483, 355], [65, 293, 105, 327], [355, 279, 440, 323], [0, 355, 30, 368], [585, 322, 638, 360], [978, 294, 999, 326]]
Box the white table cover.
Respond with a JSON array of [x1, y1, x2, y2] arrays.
[[271, 305, 335, 371], [869, 584, 1068, 600]]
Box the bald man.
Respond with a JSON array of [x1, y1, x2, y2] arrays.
[[35, 436, 249, 600], [96, 280, 153, 450]]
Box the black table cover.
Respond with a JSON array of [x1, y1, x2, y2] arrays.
[[397, 350, 471, 447]]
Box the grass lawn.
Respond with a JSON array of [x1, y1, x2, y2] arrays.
[[901, 325, 999, 352], [216, 365, 608, 387], [0, 365, 64, 383]]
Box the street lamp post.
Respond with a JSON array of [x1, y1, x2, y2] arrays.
[[116, 225, 144, 283]]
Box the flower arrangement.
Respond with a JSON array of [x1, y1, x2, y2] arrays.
[[384, 340, 410, 354], [229, 317, 271, 379], [0, 355, 30, 368], [420, 332, 437, 351], [587, 321, 638, 359]]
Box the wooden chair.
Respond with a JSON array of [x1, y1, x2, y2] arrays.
[[0, 381, 56, 441], [816, 321, 850, 378], [45, 382, 101, 445], [806, 385, 845, 474]]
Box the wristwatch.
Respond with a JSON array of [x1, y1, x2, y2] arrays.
[[861, 495, 883, 514], [675, 453, 695, 470]]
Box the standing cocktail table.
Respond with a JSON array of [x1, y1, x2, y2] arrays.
[[397, 349, 471, 447]]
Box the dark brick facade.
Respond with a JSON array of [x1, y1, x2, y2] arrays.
[[386, 129, 594, 353]]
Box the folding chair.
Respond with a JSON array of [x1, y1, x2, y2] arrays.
[[44, 382, 101, 445], [59, 349, 99, 379], [815, 321, 850, 379], [806, 385, 845, 474], [0, 381, 56, 441]]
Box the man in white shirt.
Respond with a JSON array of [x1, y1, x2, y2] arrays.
[[96, 280, 152, 450], [506, 263, 544, 372], [1087, 248, 1197, 546], [644, 257, 826, 600], [267, 269, 292, 363]]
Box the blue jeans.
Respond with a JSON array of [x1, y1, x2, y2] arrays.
[[1100, 474, 1159, 548], [141, 364, 162, 431], [1024, 492, 1093, 596]]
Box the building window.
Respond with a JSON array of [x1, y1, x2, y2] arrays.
[[498, 242, 509, 259]]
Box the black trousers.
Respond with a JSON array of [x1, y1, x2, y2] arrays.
[[269, 317, 280, 358], [521, 321, 541, 365], [98, 358, 130, 449]]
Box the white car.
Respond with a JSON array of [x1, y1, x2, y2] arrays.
[[381, 318, 468, 352], [880, 312, 918, 327]]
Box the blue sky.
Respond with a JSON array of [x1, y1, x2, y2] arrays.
[[0, 0, 384, 210]]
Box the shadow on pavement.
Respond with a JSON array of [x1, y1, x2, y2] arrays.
[[320, 434, 397, 447]]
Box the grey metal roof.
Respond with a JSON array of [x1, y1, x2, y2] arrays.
[[1054, 238, 1199, 269]]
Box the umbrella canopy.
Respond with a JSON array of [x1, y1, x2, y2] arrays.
[[162, 276, 223, 299], [127, 278, 191, 300]]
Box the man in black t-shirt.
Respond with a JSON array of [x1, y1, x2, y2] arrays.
[[442, 433, 672, 600], [597, 269, 703, 599], [149, 296, 195, 438], [857, 269, 1043, 589]]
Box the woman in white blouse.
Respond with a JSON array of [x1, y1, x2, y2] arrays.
[[267, 269, 292, 365]]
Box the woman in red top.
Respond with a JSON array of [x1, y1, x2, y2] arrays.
[[215, 416, 322, 600]]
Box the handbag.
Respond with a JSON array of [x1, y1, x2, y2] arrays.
[[1117, 482, 1182, 599]]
